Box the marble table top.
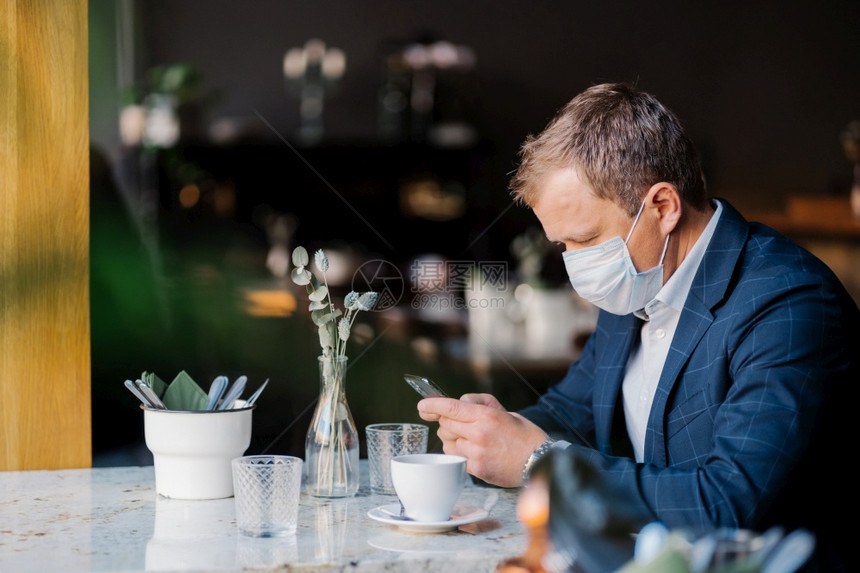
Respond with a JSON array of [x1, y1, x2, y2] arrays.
[[0, 461, 528, 572]]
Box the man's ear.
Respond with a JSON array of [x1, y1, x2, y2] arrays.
[[646, 183, 681, 234]]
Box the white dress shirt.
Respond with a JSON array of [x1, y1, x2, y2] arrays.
[[622, 200, 722, 462]]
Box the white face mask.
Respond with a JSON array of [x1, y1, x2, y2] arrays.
[[562, 200, 669, 315]]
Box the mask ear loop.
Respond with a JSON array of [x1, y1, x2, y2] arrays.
[[625, 198, 671, 265], [624, 199, 649, 244], [657, 233, 670, 265]]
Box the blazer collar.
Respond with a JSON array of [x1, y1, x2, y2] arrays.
[[644, 198, 750, 464], [687, 198, 749, 311]]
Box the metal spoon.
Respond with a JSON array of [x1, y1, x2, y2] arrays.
[[124, 379, 155, 408], [749, 526, 786, 569], [135, 379, 166, 409], [217, 375, 247, 410], [379, 502, 414, 521], [244, 378, 269, 407], [206, 376, 228, 410], [761, 529, 816, 573]]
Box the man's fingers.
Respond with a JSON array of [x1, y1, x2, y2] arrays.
[[418, 409, 441, 422], [440, 435, 472, 460], [417, 397, 484, 422], [437, 415, 494, 446], [437, 426, 461, 443], [459, 393, 505, 411]]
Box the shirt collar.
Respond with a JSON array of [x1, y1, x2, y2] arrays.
[[638, 199, 723, 319]]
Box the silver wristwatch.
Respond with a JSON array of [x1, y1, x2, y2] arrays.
[[522, 438, 556, 483]]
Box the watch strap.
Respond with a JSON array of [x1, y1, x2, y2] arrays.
[[522, 438, 556, 483]]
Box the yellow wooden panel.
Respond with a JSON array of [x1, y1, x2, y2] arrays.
[[0, 0, 91, 470]]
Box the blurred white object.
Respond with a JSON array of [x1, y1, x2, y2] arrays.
[[119, 104, 146, 146], [142, 93, 180, 148], [635, 522, 672, 563], [468, 282, 596, 361], [262, 212, 296, 278], [518, 285, 597, 357], [146, 496, 238, 570]]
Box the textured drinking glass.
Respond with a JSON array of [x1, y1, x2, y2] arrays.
[[232, 455, 303, 537], [366, 423, 429, 494]]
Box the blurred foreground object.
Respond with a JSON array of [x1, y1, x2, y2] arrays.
[[619, 523, 815, 573], [501, 448, 816, 573], [537, 449, 652, 572], [498, 448, 650, 573], [496, 478, 551, 572]]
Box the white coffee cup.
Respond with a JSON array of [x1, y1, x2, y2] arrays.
[[390, 453, 466, 522]]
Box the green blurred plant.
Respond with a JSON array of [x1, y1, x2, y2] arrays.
[[121, 62, 203, 106]]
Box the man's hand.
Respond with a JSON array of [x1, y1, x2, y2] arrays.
[[417, 395, 548, 487]]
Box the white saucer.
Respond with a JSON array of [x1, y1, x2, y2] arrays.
[[367, 503, 489, 533]]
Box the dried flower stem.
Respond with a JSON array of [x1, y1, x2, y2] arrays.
[[291, 246, 377, 497]]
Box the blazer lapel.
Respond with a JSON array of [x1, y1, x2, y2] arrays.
[[644, 199, 749, 466], [644, 294, 713, 465]]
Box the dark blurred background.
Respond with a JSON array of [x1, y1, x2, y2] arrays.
[[88, 0, 860, 465]]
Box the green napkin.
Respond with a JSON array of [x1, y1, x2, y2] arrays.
[[616, 548, 691, 573], [143, 370, 210, 411], [162, 370, 209, 411], [142, 371, 168, 398], [616, 544, 764, 573]]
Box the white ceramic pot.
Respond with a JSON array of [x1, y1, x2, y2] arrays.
[[143, 404, 254, 500]]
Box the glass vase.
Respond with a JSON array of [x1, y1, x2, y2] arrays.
[[304, 355, 359, 497]]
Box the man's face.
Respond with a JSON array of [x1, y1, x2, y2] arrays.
[[532, 166, 630, 250], [531, 167, 659, 272]]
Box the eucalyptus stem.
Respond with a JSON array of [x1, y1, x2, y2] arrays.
[[291, 246, 378, 497]]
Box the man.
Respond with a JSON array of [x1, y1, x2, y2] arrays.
[[418, 82, 856, 570]]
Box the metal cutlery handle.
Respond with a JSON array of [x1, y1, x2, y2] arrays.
[[135, 379, 166, 409], [217, 375, 247, 410], [206, 375, 229, 410], [244, 378, 269, 407], [124, 379, 154, 408]]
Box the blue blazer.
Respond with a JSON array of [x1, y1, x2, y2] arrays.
[[520, 199, 857, 567]]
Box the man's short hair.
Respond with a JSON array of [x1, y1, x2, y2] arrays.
[[509, 82, 708, 215]]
